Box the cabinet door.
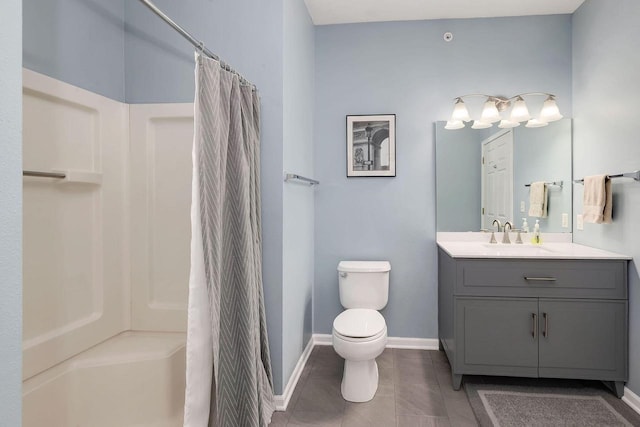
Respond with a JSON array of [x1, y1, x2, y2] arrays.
[[538, 299, 627, 381], [456, 298, 539, 377]]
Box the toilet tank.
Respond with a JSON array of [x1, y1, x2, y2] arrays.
[[337, 261, 391, 310]]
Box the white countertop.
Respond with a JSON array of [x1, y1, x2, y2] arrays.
[[436, 233, 631, 260]]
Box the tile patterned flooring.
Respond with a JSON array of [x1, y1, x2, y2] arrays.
[[269, 346, 478, 427]]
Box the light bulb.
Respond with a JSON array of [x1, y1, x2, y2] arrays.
[[525, 119, 549, 128], [451, 98, 471, 122], [480, 99, 501, 124], [445, 120, 465, 130], [498, 120, 520, 129], [510, 96, 531, 122], [471, 120, 492, 129], [539, 96, 563, 122]]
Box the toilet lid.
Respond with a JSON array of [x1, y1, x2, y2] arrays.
[[333, 309, 386, 338]]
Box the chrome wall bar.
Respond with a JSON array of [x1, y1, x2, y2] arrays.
[[136, 0, 253, 86], [23, 170, 66, 179], [573, 170, 640, 184], [284, 173, 319, 186], [525, 181, 563, 188]]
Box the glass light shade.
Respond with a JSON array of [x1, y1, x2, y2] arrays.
[[445, 120, 465, 130], [471, 120, 492, 129], [510, 97, 531, 122], [480, 100, 501, 123], [451, 98, 471, 122], [539, 97, 563, 122], [525, 118, 549, 128], [498, 119, 520, 129]]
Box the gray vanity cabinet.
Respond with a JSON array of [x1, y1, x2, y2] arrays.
[[456, 298, 539, 376], [438, 248, 629, 397], [537, 299, 627, 381]]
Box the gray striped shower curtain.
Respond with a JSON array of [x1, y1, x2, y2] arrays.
[[183, 53, 274, 427]]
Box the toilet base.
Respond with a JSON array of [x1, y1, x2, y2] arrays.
[[341, 359, 379, 402]]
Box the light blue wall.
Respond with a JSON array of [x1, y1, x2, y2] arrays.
[[572, 0, 640, 395], [282, 0, 315, 388], [435, 123, 482, 232], [0, 0, 23, 424], [124, 0, 287, 394], [23, 0, 125, 101], [314, 15, 572, 337]]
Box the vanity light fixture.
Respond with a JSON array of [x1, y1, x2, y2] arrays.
[[509, 96, 531, 122], [451, 98, 471, 122], [471, 120, 492, 129], [539, 95, 563, 122], [445, 93, 563, 130], [525, 118, 549, 128], [498, 119, 520, 129], [444, 120, 465, 130], [480, 98, 502, 123]]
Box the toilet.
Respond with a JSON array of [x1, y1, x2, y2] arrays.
[[332, 260, 390, 402]]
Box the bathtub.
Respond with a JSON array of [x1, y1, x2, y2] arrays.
[[23, 331, 186, 427]]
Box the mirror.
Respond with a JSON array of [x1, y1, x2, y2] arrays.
[[435, 119, 572, 233]]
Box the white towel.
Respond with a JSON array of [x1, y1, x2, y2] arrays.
[[583, 174, 612, 224], [528, 182, 548, 218]]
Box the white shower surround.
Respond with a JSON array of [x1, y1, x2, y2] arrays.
[[22, 70, 193, 426], [23, 332, 186, 427]]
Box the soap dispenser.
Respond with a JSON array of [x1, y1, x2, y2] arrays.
[[522, 218, 529, 233], [531, 219, 542, 244]]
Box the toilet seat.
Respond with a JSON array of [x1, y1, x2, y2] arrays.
[[333, 309, 386, 340], [333, 327, 386, 343]]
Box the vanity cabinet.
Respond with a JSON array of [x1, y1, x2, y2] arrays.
[[438, 248, 629, 397]]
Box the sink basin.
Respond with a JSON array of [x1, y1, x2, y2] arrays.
[[480, 243, 555, 256]]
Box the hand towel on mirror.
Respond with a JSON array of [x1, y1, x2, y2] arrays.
[[528, 182, 548, 218], [583, 174, 611, 223]]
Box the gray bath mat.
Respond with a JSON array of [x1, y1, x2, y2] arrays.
[[465, 377, 640, 427]]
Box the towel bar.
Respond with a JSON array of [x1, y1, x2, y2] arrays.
[[525, 181, 563, 188], [284, 173, 319, 186], [573, 170, 640, 184]]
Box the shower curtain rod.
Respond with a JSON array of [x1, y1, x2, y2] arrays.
[[136, 0, 253, 87]]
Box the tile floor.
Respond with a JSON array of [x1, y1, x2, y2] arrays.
[[269, 346, 478, 427]]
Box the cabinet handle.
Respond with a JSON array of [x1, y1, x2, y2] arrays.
[[524, 276, 557, 282], [543, 312, 548, 338], [532, 313, 537, 339]]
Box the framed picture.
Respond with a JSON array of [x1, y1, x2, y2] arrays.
[[346, 114, 396, 177]]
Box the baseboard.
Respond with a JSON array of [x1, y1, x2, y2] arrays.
[[623, 386, 640, 416], [273, 337, 314, 411], [312, 334, 332, 345], [273, 333, 439, 411], [386, 336, 439, 349]]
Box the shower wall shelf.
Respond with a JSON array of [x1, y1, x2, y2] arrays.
[[23, 170, 102, 185], [573, 170, 640, 184], [284, 172, 319, 186]]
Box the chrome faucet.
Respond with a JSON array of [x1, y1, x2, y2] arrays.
[[486, 219, 502, 244], [492, 219, 502, 232], [502, 221, 513, 244]]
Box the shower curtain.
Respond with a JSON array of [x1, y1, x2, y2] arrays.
[[184, 54, 274, 427]]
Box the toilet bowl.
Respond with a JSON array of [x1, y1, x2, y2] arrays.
[[332, 308, 388, 402], [333, 260, 390, 402]]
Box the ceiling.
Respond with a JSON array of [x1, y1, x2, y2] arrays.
[[304, 0, 586, 26]]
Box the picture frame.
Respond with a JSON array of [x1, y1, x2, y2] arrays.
[[346, 114, 396, 177]]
